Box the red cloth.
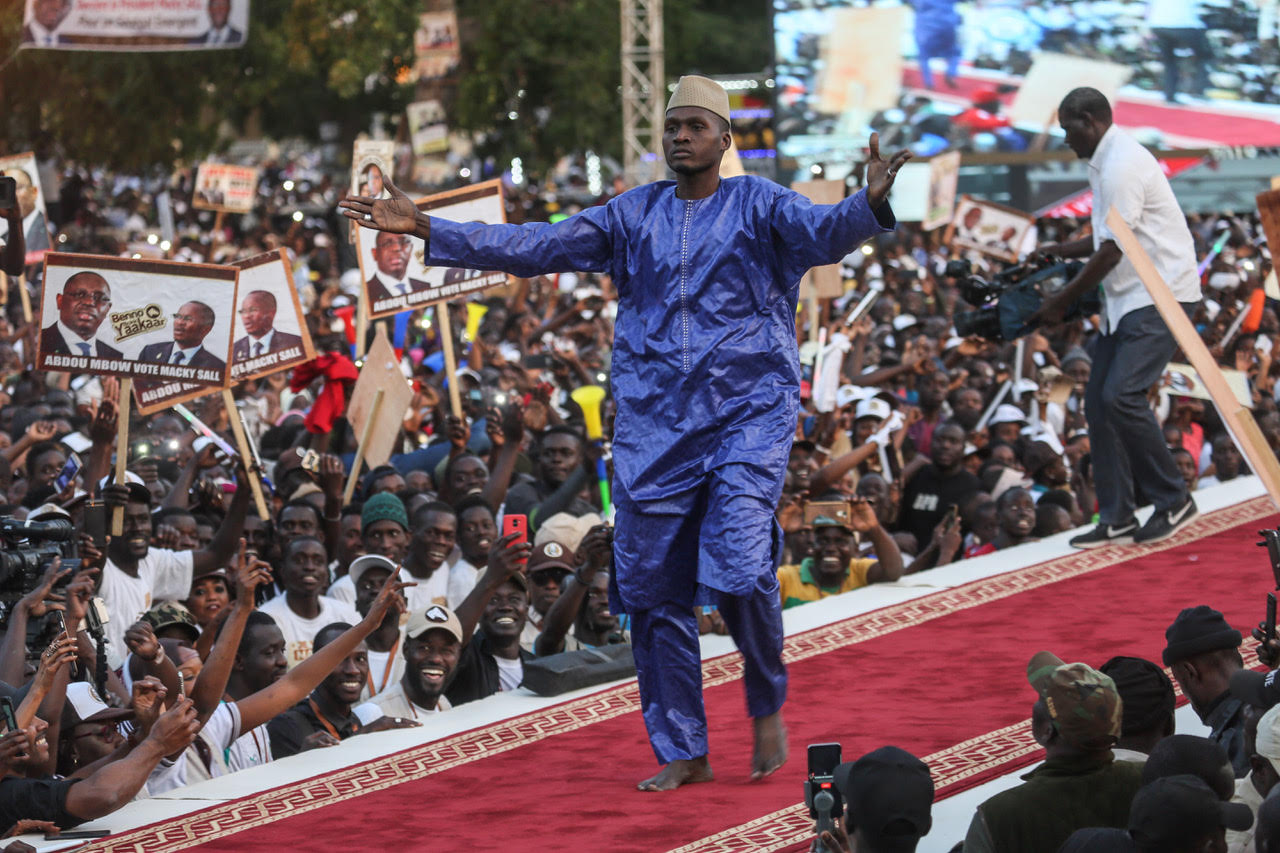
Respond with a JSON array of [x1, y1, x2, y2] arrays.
[[100, 499, 1274, 853], [954, 107, 1011, 132], [290, 353, 359, 434]]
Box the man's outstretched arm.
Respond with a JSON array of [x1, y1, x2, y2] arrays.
[[340, 177, 614, 279]]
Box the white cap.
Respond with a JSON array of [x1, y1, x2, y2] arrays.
[[65, 682, 133, 727], [892, 314, 919, 331], [348, 554, 398, 588], [836, 384, 874, 410], [989, 404, 1028, 426], [854, 398, 891, 422], [534, 512, 603, 552], [405, 604, 464, 644]]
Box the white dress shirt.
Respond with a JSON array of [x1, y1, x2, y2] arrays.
[[1089, 124, 1201, 333]]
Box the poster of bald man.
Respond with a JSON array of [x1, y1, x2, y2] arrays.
[[0, 152, 53, 263], [37, 254, 237, 388], [357, 179, 508, 320], [230, 249, 314, 381]]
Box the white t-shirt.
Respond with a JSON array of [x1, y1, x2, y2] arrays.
[[145, 702, 272, 795], [100, 548, 195, 668], [258, 595, 361, 669], [494, 655, 523, 692], [369, 680, 451, 718], [447, 558, 482, 608], [363, 633, 407, 701]]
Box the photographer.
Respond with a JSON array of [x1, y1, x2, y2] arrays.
[[1028, 87, 1201, 549], [809, 746, 934, 853]]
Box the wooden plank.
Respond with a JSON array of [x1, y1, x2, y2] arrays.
[[1105, 205, 1280, 509]]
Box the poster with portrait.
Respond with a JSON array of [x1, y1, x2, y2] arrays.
[[944, 195, 1035, 263], [413, 10, 459, 81], [191, 163, 260, 213], [406, 100, 448, 157], [229, 249, 315, 381], [37, 254, 237, 391], [356, 179, 508, 320], [352, 140, 396, 199], [922, 151, 962, 232], [20, 0, 251, 52], [1162, 363, 1252, 409], [0, 152, 54, 264]]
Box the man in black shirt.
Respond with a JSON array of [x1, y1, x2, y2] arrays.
[[268, 622, 367, 757], [898, 422, 982, 547], [502, 426, 598, 532]]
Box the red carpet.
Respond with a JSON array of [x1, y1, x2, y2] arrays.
[[902, 66, 1280, 146], [82, 498, 1276, 853]]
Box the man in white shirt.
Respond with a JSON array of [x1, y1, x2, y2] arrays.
[[99, 481, 249, 667], [447, 496, 496, 608], [348, 555, 405, 700], [259, 536, 360, 668], [370, 604, 462, 719], [1146, 0, 1210, 103], [1031, 87, 1201, 550]]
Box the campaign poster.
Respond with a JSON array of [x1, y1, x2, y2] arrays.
[[406, 100, 448, 156], [356, 179, 508, 320], [37, 254, 237, 389], [922, 151, 962, 232], [351, 140, 396, 198], [192, 163, 260, 213], [20, 0, 250, 51], [413, 10, 459, 81], [229, 250, 315, 382], [944, 195, 1035, 263], [0, 152, 54, 264]]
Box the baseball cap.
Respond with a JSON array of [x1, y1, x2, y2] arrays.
[[405, 604, 463, 644], [62, 682, 134, 729], [527, 541, 575, 576], [1027, 651, 1121, 749], [891, 314, 919, 332], [534, 511, 603, 552], [833, 746, 933, 845], [141, 601, 201, 644], [989, 404, 1028, 426], [1231, 667, 1280, 710], [1128, 775, 1252, 848], [348, 554, 398, 589], [854, 398, 891, 422], [836, 384, 873, 410], [1163, 605, 1242, 666]]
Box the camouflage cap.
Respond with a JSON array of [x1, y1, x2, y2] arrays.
[[141, 600, 201, 643], [1027, 651, 1122, 749]]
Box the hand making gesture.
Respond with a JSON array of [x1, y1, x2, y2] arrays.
[[339, 177, 421, 237], [864, 132, 913, 209]]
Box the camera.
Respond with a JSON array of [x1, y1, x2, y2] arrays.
[[949, 256, 1096, 341], [0, 177, 16, 209], [805, 743, 844, 852], [0, 515, 80, 625]]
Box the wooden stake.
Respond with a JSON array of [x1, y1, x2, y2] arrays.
[[436, 301, 462, 417], [355, 286, 369, 359], [344, 388, 384, 504], [0, 271, 7, 307], [17, 273, 31, 325], [1106, 206, 1280, 508], [222, 389, 270, 519], [112, 378, 133, 535]]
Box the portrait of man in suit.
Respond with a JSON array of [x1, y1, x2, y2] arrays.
[[0, 167, 50, 254], [23, 0, 72, 47], [138, 301, 226, 371], [191, 0, 242, 45], [41, 271, 122, 359], [233, 290, 303, 361], [366, 231, 428, 306]]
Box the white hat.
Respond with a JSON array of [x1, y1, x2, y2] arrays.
[[854, 398, 891, 422], [405, 604, 463, 644], [989, 404, 1028, 426], [892, 314, 919, 331], [534, 512, 603, 553], [836, 384, 874, 410], [348, 554, 398, 588]]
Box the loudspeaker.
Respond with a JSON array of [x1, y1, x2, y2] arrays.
[[522, 644, 635, 696]]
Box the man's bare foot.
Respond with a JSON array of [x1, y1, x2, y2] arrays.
[[637, 757, 714, 792], [750, 712, 788, 780]]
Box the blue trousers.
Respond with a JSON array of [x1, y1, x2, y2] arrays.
[[1085, 304, 1193, 525], [612, 469, 788, 764]]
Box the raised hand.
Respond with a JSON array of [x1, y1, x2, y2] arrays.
[[864, 132, 913, 209], [31, 633, 78, 693], [847, 498, 880, 534], [124, 621, 162, 663], [147, 696, 200, 755], [487, 532, 533, 584], [363, 574, 414, 628], [130, 675, 168, 738], [17, 560, 70, 620], [338, 176, 420, 236]]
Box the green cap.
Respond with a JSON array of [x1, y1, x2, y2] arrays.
[[1027, 651, 1122, 749], [141, 600, 200, 644]]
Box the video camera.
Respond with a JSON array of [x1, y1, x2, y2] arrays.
[[805, 743, 844, 853], [949, 256, 1096, 342], [0, 516, 80, 625]]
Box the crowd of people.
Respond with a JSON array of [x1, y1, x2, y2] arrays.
[[0, 101, 1276, 842]]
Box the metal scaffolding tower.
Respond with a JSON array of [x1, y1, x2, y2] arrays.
[[620, 0, 664, 184]]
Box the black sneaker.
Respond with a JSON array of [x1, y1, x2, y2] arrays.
[[1134, 496, 1198, 544], [1069, 521, 1138, 549]]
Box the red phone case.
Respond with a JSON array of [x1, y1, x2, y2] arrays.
[[503, 514, 528, 562]]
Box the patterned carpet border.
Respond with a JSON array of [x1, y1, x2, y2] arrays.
[[80, 497, 1275, 853]]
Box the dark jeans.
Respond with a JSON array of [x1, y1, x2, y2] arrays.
[[1085, 303, 1195, 525], [1152, 27, 1212, 100]]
